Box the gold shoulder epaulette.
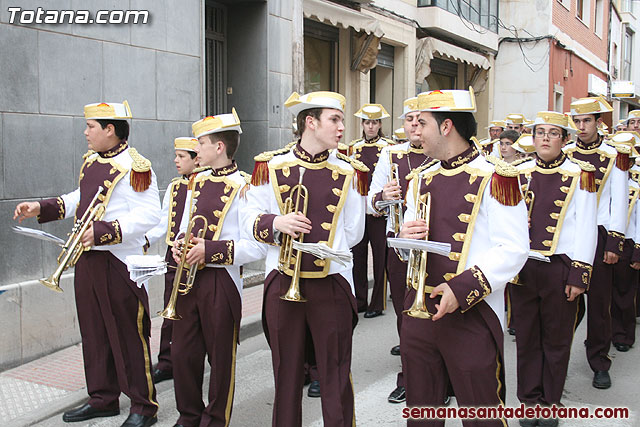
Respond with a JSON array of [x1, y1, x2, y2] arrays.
[[485, 155, 518, 177], [251, 144, 293, 186], [610, 143, 632, 171], [82, 149, 96, 160], [569, 157, 597, 192], [129, 148, 151, 173], [192, 166, 211, 174], [510, 157, 530, 167], [486, 155, 522, 206], [568, 157, 596, 173], [239, 171, 251, 199], [240, 170, 251, 185], [128, 148, 152, 192], [406, 159, 438, 180], [336, 152, 369, 196], [253, 144, 292, 163], [335, 151, 369, 173]]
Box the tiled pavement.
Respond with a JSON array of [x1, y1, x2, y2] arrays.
[[1, 254, 375, 425], [0, 282, 265, 424]]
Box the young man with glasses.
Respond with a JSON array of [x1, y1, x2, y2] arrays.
[[565, 97, 630, 390], [513, 112, 598, 427]]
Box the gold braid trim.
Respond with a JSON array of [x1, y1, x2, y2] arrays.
[[128, 148, 152, 192]]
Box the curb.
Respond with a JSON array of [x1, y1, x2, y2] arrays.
[[11, 311, 265, 426]]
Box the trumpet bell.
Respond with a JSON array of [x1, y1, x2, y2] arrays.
[[158, 306, 181, 321], [279, 287, 307, 303], [403, 307, 432, 319], [39, 278, 63, 293]]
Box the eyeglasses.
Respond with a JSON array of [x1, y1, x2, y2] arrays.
[[534, 129, 562, 139]]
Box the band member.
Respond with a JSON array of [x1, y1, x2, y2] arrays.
[[14, 101, 161, 427], [243, 91, 368, 427], [350, 103, 393, 317], [168, 111, 265, 427], [627, 110, 640, 133], [566, 96, 629, 389], [498, 129, 526, 164], [513, 112, 598, 426], [505, 113, 529, 133], [145, 137, 199, 384], [398, 88, 529, 426], [610, 132, 640, 353], [367, 96, 430, 403], [477, 119, 505, 156], [394, 127, 409, 144]]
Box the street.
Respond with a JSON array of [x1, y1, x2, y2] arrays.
[[33, 303, 639, 426]]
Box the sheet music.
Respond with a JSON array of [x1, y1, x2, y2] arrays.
[[386, 238, 452, 257], [11, 225, 65, 245], [291, 241, 353, 267], [125, 255, 167, 286], [528, 251, 551, 263]]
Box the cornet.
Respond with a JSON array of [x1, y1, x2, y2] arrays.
[[404, 174, 433, 319], [40, 187, 105, 292], [388, 163, 404, 234], [159, 199, 208, 320], [524, 175, 535, 219], [278, 168, 308, 302]]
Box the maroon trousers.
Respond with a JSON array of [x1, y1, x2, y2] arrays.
[[585, 226, 613, 372], [352, 214, 388, 312], [171, 267, 241, 427], [611, 239, 638, 347], [74, 251, 158, 417], [156, 248, 177, 373], [511, 256, 579, 406], [386, 242, 407, 388], [400, 288, 505, 427], [263, 271, 357, 427]]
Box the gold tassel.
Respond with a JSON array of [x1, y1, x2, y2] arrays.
[[355, 169, 368, 196], [251, 161, 269, 186], [239, 183, 250, 199], [616, 152, 631, 171], [580, 170, 596, 192], [130, 169, 151, 192], [490, 173, 522, 206]]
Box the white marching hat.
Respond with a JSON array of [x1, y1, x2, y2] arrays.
[[284, 91, 346, 117], [192, 108, 242, 138]]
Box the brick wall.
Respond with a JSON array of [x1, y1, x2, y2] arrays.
[[552, 0, 609, 62]]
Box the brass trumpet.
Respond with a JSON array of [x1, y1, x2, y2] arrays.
[[278, 168, 308, 302], [40, 187, 105, 292], [404, 174, 433, 319], [159, 200, 208, 320], [524, 175, 535, 219], [388, 163, 404, 234]]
